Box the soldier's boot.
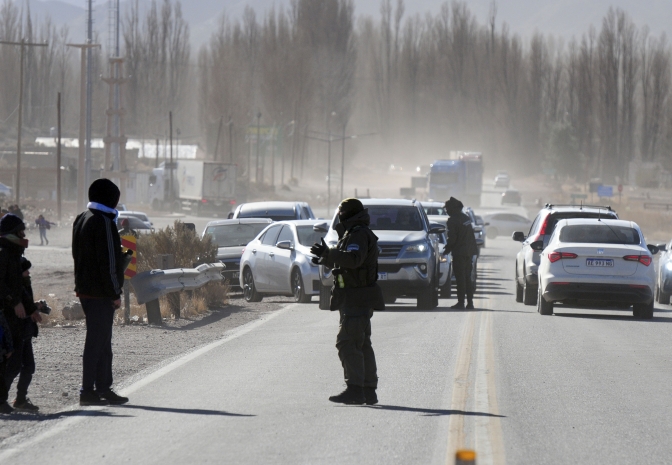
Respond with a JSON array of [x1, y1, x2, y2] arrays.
[[451, 301, 465, 309], [466, 301, 474, 309], [329, 385, 365, 405], [363, 387, 378, 405]]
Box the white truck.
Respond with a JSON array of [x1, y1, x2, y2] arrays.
[[148, 160, 237, 216]]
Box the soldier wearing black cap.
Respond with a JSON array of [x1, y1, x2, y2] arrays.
[[444, 197, 478, 309], [72, 179, 128, 407], [311, 198, 384, 405]]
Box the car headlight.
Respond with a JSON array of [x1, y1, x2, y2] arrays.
[[665, 262, 672, 271], [439, 254, 447, 263], [405, 242, 430, 254]]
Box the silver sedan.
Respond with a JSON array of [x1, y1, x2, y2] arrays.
[[239, 220, 324, 303]]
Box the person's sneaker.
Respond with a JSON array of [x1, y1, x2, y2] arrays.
[[329, 385, 365, 405], [466, 302, 475, 309], [98, 390, 128, 405], [363, 387, 378, 405], [13, 398, 39, 412], [0, 402, 14, 414], [451, 302, 465, 309], [79, 391, 109, 406]]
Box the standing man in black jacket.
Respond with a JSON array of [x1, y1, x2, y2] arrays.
[[444, 197, 478, 309], [311, 198, 384, 405], [72, 179, 128, 406]]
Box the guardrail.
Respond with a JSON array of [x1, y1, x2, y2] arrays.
[[130, 263, 225, 324], [644, 202, 672, 211]]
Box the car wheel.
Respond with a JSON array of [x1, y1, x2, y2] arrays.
[[243, 267, 262, 302], [633, 301, 654, 319], [486, 227, 498, 239], [537, 287, 553, 315], [515, 269, 523, 303], [318, 281, 331, 310], [292, 268, 312, 303], [656, 285, 670, 305], [417, 281, 438, 310], [523, 277, 537, 306]]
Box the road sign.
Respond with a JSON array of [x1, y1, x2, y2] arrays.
[[597, 185, 613, 198], [571, 193, 588, 200]]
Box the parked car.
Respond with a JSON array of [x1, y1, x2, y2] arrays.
[[202, 218, 273, 288], [116, 216, 153, 234], [501, 189, 521, 205], [512, 204, 618, 305], [535, 218, 657, 318], [239, 220, 325, 303], [231, 201, 316, 221], [655, 240, 672, 304], [118, 211, 153, 228], [494, 172, 510, 188], [474, 214, 487, 248], [484, 212, 532, 239], [314, 199, 445, 310], [0, 182, 12, 198]]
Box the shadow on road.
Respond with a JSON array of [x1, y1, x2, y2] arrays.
[[161, 305, 249, 331], [364, 404, 506, 418], [117, 404, 254, 417], [553, 311, 672, 323]]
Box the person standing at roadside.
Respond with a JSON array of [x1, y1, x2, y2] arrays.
[[444, 197, 478, 309], [72, 179, 128, 406], [311, 198, 384, 405], [0, 214, 28, 413], [0, 304, 14, 413], [35, 214, 55, 246]]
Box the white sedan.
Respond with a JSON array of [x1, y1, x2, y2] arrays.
[[534, 218, 658, 318], [239, 220, 324, 303], [483, 212, 531, 239]]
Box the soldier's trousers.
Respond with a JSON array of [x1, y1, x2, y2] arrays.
[[453, 256, 474, 304], [336, 312, 378, 388]]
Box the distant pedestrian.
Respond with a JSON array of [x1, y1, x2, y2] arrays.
[[72, 178, 128, 407], [35, 215, 55, 246], [5, 258, 43, 412]]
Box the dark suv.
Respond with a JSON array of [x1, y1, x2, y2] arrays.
[[512, 204, 618, 305]]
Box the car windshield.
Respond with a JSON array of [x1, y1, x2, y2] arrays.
[[368, 206, 423, 231], [239, 211, 296, 221], [424, 206, 447, 215], [559, 224, 640, 245], [205, 223, 270, 247], [297, 226, 324, 246], [123, 213, 149, 222]]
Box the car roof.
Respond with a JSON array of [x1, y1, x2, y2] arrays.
[[270, 219, 323, 226], [361, 198, 420, 206], [119, 211, 149, 216], [205, 218, 273, 227], [558, 218, 635, 228], [237, 201, 304, 214], [542, 204, 616, 214]]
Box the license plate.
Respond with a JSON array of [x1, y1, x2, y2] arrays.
[[378, 272, 388, 281], [586, 259, 614, 267], [231, 272, 240, 279]]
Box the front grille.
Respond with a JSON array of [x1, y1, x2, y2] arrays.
[[379, 245, 403, 258], [378, 264, 403, 273]]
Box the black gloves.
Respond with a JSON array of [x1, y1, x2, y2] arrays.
[[310, 238, 328, 264]]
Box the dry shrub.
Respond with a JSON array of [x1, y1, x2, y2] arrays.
[[135, 220, 217, 272], [617, 207, 672, 242], [196, 281, 229, 308]]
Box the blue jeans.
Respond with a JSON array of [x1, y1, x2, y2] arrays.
[[80, 298, 116, 393], [39, 228, 48, 244]]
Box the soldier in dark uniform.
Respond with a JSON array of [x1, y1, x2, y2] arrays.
[[444, 197, 478, 309], [311, 198, 384, 405]]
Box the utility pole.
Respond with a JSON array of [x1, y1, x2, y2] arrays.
[[56, 92, 62, 222], [67, 42, 100, 212], [228, 116, 234, 164], [214, 115, 223, 160], [0, 39, 48, 205], [256, 111, 261, 184], [169, 111, 174, 211], [340, 123, 346, 201]]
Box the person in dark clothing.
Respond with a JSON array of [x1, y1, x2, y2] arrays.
[[72, 178, 128, 407], [0, 305, 13, 413], [311, 198, 384, 405], [5, 258, 43, 412], [444, 197, 478, 309], [0, 214, 27, 413], [35, 214, 55, 246]]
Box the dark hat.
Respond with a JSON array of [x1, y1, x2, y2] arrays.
[[0, 213, 25, 235], [88, 178, 121, 209], [338, 198, 364, 221], [444, 197, 464, 215], [20, 257, 31, 272]]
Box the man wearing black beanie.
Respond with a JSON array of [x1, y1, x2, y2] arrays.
[[72, 178, 128, 406]]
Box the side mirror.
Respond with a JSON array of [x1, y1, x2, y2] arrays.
[[657, 243, 668, 252], [647, 244, 659, 255], [530, 240, 544, 251], [276, 240, 293, 250], [512, 231, 525, 242], [313, 222, 328, 233], [429, 223, 446, 235]]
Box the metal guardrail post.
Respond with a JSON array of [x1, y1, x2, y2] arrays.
[[146, 299, 162, 325], [168, 292, 181, 319]]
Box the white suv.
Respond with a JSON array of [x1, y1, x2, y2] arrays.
[[535, 218, 658, 318]]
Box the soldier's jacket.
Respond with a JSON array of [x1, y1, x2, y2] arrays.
[[321, 209, 385, 316], [445, 201, 478, 258]]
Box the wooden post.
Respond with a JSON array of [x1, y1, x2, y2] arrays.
[[145, 299, 162, 325], [56, 92, 62, 221]]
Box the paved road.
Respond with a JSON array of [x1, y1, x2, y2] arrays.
[[3, 232, 672, 464]]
